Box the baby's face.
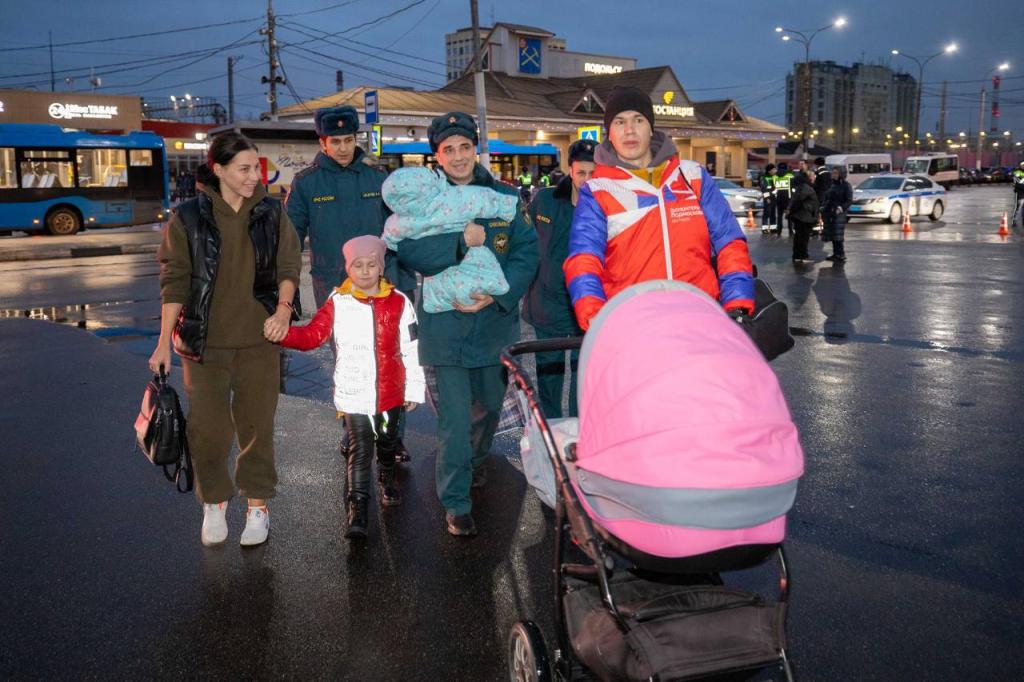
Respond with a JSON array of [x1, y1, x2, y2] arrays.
[[348, 256, 381, 292]]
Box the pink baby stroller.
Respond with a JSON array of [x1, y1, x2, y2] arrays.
[[502, 280, 804, 682]]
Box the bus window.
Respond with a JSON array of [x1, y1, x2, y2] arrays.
[[0, 148, 15, 188], [129, 149, 153, 166], [76, 148, 128, 188], [22, 150, 73, 188]]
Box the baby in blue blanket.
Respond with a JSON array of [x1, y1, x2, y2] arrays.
[[381, 167, 518, 313]]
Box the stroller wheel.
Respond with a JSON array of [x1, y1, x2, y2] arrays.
[[508, 621, 552, 682]]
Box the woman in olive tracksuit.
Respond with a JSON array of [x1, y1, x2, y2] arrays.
[[151, 132, 301, 547]]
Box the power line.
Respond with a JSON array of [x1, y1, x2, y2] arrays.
[[280, 43, 442, 88], [0, 40, 262, 84], [276, 23, 444, 78], [0, 17, 263, 53], [278, 16, 447, 66]]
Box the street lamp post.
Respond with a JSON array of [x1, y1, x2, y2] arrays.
[[776, 17, 847, 160], [891, 43, 957, 143]]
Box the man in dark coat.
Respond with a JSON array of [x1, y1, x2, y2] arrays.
[[522, 139, 596, 418], [822, 165, 853, 262], [396, 112, 539, 537]]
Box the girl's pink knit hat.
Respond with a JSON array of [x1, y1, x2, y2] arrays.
[[342, 235, 386, 269]]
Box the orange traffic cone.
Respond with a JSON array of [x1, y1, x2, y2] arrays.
[[746, 208, 756, 228], [901, 210, 913, 233], [998, 212, 1010, 237]]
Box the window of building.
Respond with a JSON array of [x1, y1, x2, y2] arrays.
[[20, 149, 73, 188], [76, 148, 128, 187], [0, 148, 15, 189]]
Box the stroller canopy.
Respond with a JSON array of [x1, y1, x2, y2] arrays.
[[573, 281, 804, 557]]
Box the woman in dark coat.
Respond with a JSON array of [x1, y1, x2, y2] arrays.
[[822, 166, 853, 262], [786, 171, 819, 262]]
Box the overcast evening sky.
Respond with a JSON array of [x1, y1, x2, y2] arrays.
[[1, 0, 1021, 138]]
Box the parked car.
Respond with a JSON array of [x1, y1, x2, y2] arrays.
[[713, 176, 763, 215], [987, 167, 1010, 183], [848, 174, 947, 223], [958, 168, 975, 186]]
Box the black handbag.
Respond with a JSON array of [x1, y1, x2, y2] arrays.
[[134, 366, 194, 493], [738, 278, 795, 362]]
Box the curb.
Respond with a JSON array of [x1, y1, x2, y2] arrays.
[[0, 243, 159, 263]]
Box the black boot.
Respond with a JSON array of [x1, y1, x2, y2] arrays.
[[343, 414, 374, 540], [378, 464, 402, 506], [345, 494, 369, 539]]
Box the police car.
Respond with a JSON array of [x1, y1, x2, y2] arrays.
[[713, 177, 763, 215], [848, 174, 947, 223]]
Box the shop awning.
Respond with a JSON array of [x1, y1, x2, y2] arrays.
[[382, 140, 559, 156]]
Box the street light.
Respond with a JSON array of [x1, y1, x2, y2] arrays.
[[891, 42, 958, 141], [776, 16, 848, 159]]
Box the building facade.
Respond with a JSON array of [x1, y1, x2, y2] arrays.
[[269, 64, 784, 193], [785, 61, 917, 152], [445, 23, 636, 83]]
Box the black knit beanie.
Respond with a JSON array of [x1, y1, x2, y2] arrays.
[[603, 87, 655, 131]]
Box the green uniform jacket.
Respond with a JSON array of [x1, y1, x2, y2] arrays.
[[397, 163, 539, 368], [521, 177, 582, 336], [285, 147, 389, 287]]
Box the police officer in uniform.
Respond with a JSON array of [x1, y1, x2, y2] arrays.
[[1012, 161, 1024, 228], [517, 167, 534, 203], [522, 140, 596, 417], [773, 162, 794, 236], [760, 163, 777, 234], [396, 112, 539, 537], [286, 105, 416, 460]]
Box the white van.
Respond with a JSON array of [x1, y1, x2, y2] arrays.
[[902, 153, 959, 189], [825, 154, 893, 187]]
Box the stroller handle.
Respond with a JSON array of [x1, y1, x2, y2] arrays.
[[502, 337, 583, 360]]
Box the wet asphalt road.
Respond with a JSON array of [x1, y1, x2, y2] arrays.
[[1, 185, 1022, 680]]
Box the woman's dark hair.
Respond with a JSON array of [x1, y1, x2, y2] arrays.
[[202, 132, 259, 192]]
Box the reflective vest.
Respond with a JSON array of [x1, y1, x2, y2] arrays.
[[518, 172, 533, 187], [774, 172, 794, 194], [539, 174, 551, 187]]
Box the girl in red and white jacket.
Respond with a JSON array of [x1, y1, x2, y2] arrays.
[[276, 235, 425, 540]]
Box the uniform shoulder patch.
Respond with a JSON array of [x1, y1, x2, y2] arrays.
[[292, 165, 318, 184]]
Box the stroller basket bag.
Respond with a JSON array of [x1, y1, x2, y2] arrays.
[[564, 575, 786, 682]]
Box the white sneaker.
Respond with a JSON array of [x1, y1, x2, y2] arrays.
[[240, 506, 270, 546], [201, 502, 229, 546]]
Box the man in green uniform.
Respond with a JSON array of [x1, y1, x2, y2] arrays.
[[397, 112, 539, 537], [521, 140, 596, 418], [286, 105, 392, 308]]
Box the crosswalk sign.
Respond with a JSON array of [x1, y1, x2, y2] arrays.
[[371, 124, 382, 157], [577, 126, 601, 142]]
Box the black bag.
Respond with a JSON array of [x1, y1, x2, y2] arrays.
[[740, 279, 795, 362], [134, 367, 194, 493]]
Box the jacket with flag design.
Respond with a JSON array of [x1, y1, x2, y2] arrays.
[[279, 278, 425, 415], [564, 140, 755, 329]]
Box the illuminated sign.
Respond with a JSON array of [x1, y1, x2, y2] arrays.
[[663, 91, 675, 104], [48, 102, 119, 121], [577, 125, 601, 142], [371, 124, 382, 157], [173, 141, 208, 151], [0, 101, 5, 113], [584, 62, 623, 75], [653, 104, 694, 118]]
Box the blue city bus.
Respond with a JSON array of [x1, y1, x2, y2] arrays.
[[0, 123, 169, 236]]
